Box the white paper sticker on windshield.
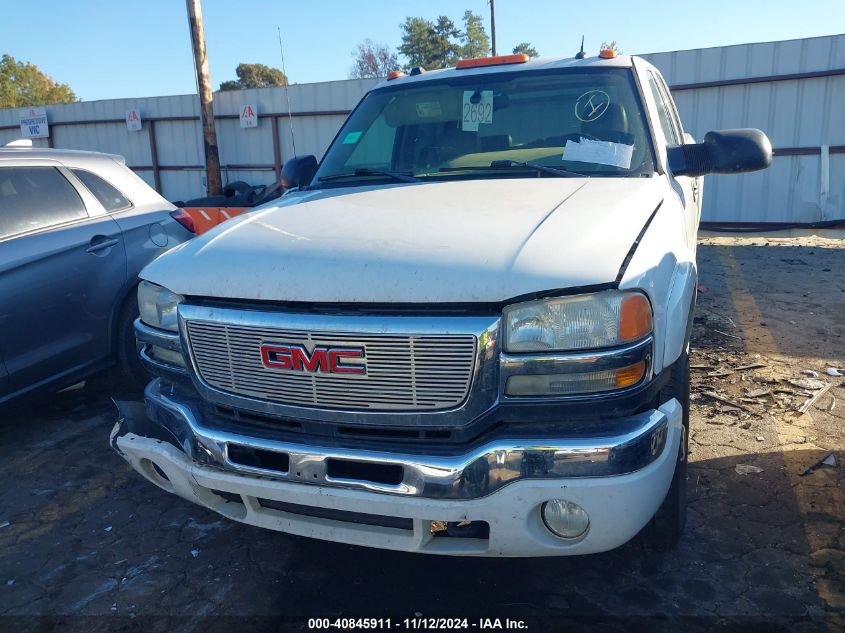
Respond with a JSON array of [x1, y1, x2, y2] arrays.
[[563, 139, 634, 169], [462, 90, 493, 131]]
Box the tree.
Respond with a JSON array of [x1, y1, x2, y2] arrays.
[[219, 63, 288, 91], [460, 10, 490, 59], [398, 15, 461, 70], [349, 39, 399, 79], [512, 42, 539, 58], [0, 54, 76, 109]]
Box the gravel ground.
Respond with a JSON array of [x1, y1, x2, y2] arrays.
[[0, 237, 843, 632]]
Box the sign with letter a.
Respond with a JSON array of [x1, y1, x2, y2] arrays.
[[126, 110, 142, 131], [19, 107, 49, 138], [240, 104, 258, 128]]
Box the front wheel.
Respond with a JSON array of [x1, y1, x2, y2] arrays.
[[116, 293, 151, 391], [641, 350, 689, 550]]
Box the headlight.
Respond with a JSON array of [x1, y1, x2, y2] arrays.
[[503, 290, 652, 353], [138, 281, 183, 332]]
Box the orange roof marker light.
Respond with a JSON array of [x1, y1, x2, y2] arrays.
[[387, 70, 406, 80], [456, 53, 529, 69], [599, 43, 619, 59]]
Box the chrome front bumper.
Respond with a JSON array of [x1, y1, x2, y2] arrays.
[[113, 378, 673, 501]]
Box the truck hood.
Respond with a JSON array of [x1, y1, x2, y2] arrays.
[[143, 179, 662, 303]]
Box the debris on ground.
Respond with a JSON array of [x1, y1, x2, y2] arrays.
[[700, 391, 759, 413], [799, 452, 838, 476], [799, 384, 833, 413], [789, 378, 827, 391], [0, 521, 9, 529], [191, 548, 200, 558], [827, 367, 844, 377], [735, 464, 764, 475], [802, 369, 820, 378], [746, 388, 770, 398]]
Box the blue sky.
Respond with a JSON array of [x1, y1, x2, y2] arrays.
[[1, 0, 842, 101]]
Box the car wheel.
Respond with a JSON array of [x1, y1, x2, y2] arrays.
[[641, 349, 689, 550], [116, 292, 150, 391]]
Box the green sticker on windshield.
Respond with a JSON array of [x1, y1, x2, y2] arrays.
[[342, 131, 362, 144]]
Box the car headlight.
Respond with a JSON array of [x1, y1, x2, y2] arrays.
[[502, 290, 653, 397], [138, 280, 183, 332], [503, 290, 652, 353]]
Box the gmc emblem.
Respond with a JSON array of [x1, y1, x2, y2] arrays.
[[260, 343, 366, 375]]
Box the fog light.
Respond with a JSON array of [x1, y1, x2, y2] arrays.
[[541, 499, 590, 539]]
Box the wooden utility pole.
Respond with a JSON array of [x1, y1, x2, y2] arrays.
[[186, 0, 222, 196], [489, 0, 497, 56]]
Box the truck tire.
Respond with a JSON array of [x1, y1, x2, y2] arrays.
[[116, 292, 150, 391], [642, 349, 689, 550]]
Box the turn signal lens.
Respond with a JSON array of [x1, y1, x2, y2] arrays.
[[619, 294, 653, 341], [614, 360, 646, 388], [150, 345, 186, 368]]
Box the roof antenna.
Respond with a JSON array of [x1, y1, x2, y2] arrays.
[[277, 27, 297, 157], [575, 36, 586, 59]]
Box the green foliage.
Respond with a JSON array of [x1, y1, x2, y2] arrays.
[[460, 10, 490, 59], [0, 54, 76, 109], [349, 39, 399, 79], [219, 63, 288, 91], [399, 15, 460, 70], [512, 42, 539, 58], [398, 10, 490, 71]]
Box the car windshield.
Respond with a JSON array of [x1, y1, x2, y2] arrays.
[[313, 67, 655, 187]]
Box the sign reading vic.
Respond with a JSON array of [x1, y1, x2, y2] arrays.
[[19, 107, 49, 138]]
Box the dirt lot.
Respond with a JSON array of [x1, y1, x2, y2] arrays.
[[0, 236, 843, 632]]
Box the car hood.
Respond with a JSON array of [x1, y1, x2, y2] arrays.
[[143, 178, 662, 303]]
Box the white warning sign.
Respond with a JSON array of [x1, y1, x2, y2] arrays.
[[240, 104, 258, 128], [20, 107, 49, 138], [126, 109, 142, 131]]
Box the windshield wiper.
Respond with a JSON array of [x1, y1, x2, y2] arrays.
[[489, 160, 585, 177], [318, 168, 421, 183], [438, 161, 585, 178]]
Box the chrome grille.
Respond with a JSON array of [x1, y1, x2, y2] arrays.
[[185, 320, 477, 411]]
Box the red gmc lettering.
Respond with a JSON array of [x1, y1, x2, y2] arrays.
[[291, 347, 328, 372], [328, 349, 366, 375], [261, 343, 365, 375]]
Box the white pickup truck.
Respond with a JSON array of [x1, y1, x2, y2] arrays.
[[113, 51, 771, 556]]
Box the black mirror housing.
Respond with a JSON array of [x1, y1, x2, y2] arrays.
[[668, 128, 772, 178], [281, 155, 318, 189]]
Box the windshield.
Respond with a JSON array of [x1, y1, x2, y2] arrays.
[[313, 67, 654, 187]]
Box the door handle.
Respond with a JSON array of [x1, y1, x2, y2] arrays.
[[86, 236, 119, 254]]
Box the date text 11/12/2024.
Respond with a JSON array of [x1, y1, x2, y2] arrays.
[[307, 617, 529, 630]]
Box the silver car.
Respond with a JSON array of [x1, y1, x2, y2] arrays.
[[0, 142, 195, 403]]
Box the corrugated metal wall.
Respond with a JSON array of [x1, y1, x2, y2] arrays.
[[1, 35, 843, 222], [0, 79, 378, 202], [642, 34, 845, 224]]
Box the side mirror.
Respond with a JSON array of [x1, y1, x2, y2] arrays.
[[667, 128, 772, 178], [280, 155, 318, 189]]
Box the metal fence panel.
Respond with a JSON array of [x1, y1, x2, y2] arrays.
[[1, 39, 842, 223]]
